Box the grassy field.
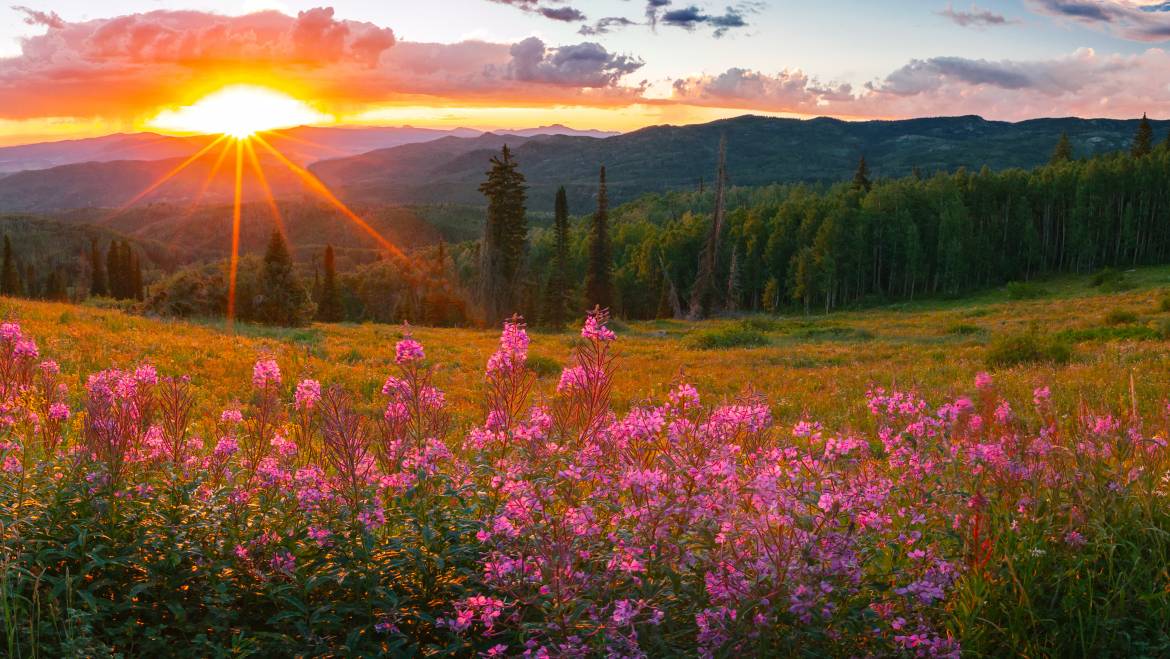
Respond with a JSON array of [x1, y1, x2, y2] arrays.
[[11, 265, 1170, 428], [5, 267, 1170, 656]]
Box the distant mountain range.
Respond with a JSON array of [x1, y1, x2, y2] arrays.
[[0, 115, 1164, 217], [0, 124, 618, 174]]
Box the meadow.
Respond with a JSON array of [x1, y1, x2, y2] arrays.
[[2, 267, 1170, 656]]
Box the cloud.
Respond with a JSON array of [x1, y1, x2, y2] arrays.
[[487, 0, 587, 22], [671, 48, 1170, 120], [646, 0, 673, 29], [937, 3, 1018, 27], [657, 3, 755, 36], [12, 5, 64, 29], [0, 7, 646, 121], [540, 6, 587, 21], [508, 37, 643, 87], [579, 16, 639, 35], [1027, 0, 1170, 40]]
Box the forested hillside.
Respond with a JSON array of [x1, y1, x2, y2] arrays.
[[314, 114, 1170, 212], [513, 127, 1170, 319]]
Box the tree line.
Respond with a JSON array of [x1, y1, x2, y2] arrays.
[[140, 113, 1170, 327], [477, 114, 1170, 321]]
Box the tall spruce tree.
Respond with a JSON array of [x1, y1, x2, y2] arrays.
[[688, 136, 728, 319], [317, 244, 343, 322], [0, 236, 19, 297], [89, 239, 107, 297], [1051, 132, 1074, 164], [129, 247, 144, 300], [1132, 113, 1154, 158], [106, 243, 121, 299], [852, 155, 872, 192], [477, 145, 528, 324], [585, 168, 614, 311], [543, 186, 571, 327], [256, 229, 314, 327]]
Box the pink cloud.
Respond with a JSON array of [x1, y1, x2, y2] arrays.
[[0, 6, 642, 120], [670, 48, 1170, 120]]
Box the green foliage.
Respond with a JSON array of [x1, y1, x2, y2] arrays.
[[986, 326, 1072, 368], [478, 145, 529, 324], [1006, 281, 1050, 300], [255, 230, 315, 327], [316, 245, 343, 323], [541, 186, 572, 328], [688, 321, 769, 350], [1050, 131, 1074, 164], [1132, 113, 1154, 158], [1104, 309, 1139, 325], [0, 236, 19, 297], [585, 166, 614, 311], [945, 322, 986, 336]]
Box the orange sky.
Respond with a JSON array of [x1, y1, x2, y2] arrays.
[[2, 4, 1170, 145]]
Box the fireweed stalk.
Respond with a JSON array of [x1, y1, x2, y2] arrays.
[[0, 316, 1167, 656]]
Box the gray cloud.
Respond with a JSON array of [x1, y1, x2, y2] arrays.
[[578, 16, 639, 35], [508, 37, 643, 87], [659, 3, 755, 36], [937, 3, 1017, 27], [488, 0, 587, 22], [1027, 0, 1170, 40]]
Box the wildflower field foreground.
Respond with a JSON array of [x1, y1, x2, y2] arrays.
[[3, 271, 1170, 657]]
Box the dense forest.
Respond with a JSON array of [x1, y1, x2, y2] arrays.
[[507, 118, 1170, 320], [14, 117, 1170, 328]]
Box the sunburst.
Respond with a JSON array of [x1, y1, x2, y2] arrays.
[[120, 85, 404, 329]]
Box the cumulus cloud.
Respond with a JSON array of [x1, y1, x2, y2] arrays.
[[937, 3, 1018, 27], [0, 7, 647, 121], [1027, 0, 1170, 40], [671, 48, 1170, 120], [508, 37, 643, 87]]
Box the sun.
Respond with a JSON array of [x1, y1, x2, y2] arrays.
[[149, 85, 332, 138]]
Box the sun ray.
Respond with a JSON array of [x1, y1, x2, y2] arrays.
[[109, 133, 230, 217], [259, 129, 351, 159], [251, 134, 406, 260], [227, 139, 244, 330], [243, 139, 288, 240]]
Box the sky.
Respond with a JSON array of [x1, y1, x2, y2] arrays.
[[2, 0, 1170, 144]]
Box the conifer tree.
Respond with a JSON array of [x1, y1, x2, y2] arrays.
[[130, 248, 144, 300], [1132, 113, 1153, 158], [1, 236, 20, 297], [23, 263, 36, 299], [45, 269, 68, 302], [89, 239, 107, 297], [256, 229, 314, 327], [106, 243, 121, 299], [317, 244, 343, 322], [543, 186, 571, 327], [726, 243, 742, 312], [585, 169, 614, 312], [477, 145, 528, 324], [1051, 132, 1074, 164], [688, 136, 728, 319], [852, 155, 872, 192]]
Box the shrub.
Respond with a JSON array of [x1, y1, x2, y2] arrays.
[[945, 322, 985, 336], [688, 322, 769, 350], [791, 325, 874, 342], [1104, 309, 1139, 325], [986, 326, 1072, 368], [1158, 290, 1170, 313], [1006, 281, 1050, 300]]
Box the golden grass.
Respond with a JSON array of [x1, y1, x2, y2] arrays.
[[7, 267, 1170, 429]]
